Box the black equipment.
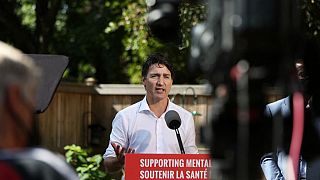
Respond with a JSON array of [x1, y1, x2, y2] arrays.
[[27, 54, 69, 114], [165, 110, 185, 154]]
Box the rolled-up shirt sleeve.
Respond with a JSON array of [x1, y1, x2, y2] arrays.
[[103, 112, 128, 159]]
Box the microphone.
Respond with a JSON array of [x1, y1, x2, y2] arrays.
[[165, 110, 185, 154]]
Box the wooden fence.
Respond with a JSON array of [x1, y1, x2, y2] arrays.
[[37, 82, 213, 154]]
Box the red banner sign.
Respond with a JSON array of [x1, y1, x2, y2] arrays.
[[125, 154, 211, 180]]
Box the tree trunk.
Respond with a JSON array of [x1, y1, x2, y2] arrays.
[[35, 0, 61, 53]]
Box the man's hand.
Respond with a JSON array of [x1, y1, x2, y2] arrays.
[[111, 142, 135, 165], [104, 142, 136, 173]]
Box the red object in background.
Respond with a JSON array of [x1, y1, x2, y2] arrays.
[[125, 154, 211, 180], [0, 162, 22, 180], [288, 92, 304, 180]]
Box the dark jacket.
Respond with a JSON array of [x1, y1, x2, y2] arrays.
[[0, 148, 79, 180], [261, 95, 320, 179], [261, 96, 306, 180]]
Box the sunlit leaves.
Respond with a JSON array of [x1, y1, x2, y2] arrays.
[[104, 1, 160, 83], [64, 145, 107, 180], [104, 0, 206, 83], [16, 0, 36, 30], [179, 2, 207, 49], [301, 0, 320, 37]]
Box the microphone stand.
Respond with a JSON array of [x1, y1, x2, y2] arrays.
[[175, 128, 185, 154]]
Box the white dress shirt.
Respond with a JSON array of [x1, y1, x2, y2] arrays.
[[103, 96, 198, 158]]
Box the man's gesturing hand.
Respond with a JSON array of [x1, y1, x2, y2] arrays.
[[111, 142, 135, 165]]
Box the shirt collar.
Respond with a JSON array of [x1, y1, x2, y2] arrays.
[[138, 96, 173, 114], [139, 96, 150, 112]]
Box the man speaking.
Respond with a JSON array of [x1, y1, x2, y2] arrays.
[[103, 53, 198, 173]]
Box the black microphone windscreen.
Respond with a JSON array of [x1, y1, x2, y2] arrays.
[[165, 110, 181, 129]]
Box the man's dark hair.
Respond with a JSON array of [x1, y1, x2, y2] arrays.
[[142, 53, 175, 80]]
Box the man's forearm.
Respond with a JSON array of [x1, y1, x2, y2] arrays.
[[104, 157, 124, 173]]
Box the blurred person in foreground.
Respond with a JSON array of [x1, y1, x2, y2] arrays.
[[0, 41, 78, 180], [261, 40, 320, 179], [103, 53, 198, 173]]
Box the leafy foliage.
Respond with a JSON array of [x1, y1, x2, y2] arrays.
[[16, 0, 36, 30], [179, 2, 207, 50], [64, 144, 108, 180], [1, 0, 320, 84], [105, 0, 162, 83], [104, 0, 206, 83], [301, 0, 320, 37]]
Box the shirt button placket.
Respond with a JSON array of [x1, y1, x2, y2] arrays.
[[156, 117, 162, 152]]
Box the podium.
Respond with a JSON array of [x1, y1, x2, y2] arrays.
[[125, 154, 211, 180]]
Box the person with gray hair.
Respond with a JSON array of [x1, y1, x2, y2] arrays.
[[0, 41, 41, 148], [0, 41, 79, 179]]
